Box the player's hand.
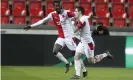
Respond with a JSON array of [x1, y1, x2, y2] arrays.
[[23, 25, 31, 30]]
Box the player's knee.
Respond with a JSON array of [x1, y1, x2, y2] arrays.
[[74, 54, 81, 60], [53, 51, 58, 55], [53, 48, 60, 55]]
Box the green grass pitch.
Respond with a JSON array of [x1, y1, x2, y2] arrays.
[[1, 66, 133, 80]]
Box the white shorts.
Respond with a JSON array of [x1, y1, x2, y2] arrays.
[[76, 42, 95, 58], [55, 37, 76, 51]]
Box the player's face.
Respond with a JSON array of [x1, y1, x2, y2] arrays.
[[54, 2, 62, 14], [75, 8, 80, 18]]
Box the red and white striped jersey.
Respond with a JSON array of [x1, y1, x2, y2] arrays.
[[31, 9, 75, 38]]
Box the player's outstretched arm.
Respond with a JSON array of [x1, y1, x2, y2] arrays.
[[23, 13, 52, 30]]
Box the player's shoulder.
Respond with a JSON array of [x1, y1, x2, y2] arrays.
[[80, 16, 88, 22]]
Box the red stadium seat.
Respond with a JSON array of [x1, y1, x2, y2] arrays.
[[80, 2, 92, 15], [46, 2, 54, 15], [63, 2, 75, 11], [114, 19, 126, 27], [97, 18, 109, 26], [13, 1, 25, 9], [128, 0, 133, 3], [1, 16, 9, 24], [46, 0, 53, 2], [129, 4, 133, 19], [112, 0, 125, 3], [112, 4, 126, 18], [30, 8, 44, 17], [95, 0, 109, 3], [96, 3, 110, 18], [62, 0, 75, 2], [30, 17, 42, 24], [1, 1, 8, 8], [96, 3, 108, 10], [1, 7, 10, 16], [79, 0, 92, 2], [13, 8, 26, 16], [13, 16, 25, 24], [30, 1, 41, 9]]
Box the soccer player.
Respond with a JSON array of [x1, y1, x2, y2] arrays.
[[70, 6, 113, 79], [23, 0, 87, 76]]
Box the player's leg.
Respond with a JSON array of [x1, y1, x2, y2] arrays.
[[74, 37, 87, 77], [80, 58, 87, 77], [65, 38, 87, 74], [71, 51, 87, 77], [53, 44, 69, 64], [53, 38, 69, 64], [71, 42, 84, 79], [85, 42, 113, 64], [53, 38, 72, 73]]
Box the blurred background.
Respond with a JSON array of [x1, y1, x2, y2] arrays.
[[1, 0, 133, 80]]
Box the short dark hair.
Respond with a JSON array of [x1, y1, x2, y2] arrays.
[[75, 6, 85, 15]]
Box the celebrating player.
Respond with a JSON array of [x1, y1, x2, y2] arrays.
[[70, 6, 113, 79], [23, 0, 87, 76]]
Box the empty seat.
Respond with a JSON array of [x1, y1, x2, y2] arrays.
[[30, 17, 42, 24], [112, 4, 126, 18], [80, 2, 92, 15], [112, 0, 125, 3], [128, 0, 133, 3], [95, 0, 109, 3], [62, 0, 75, 2], [63, 2, 75, 11], [1, 16, 9, 24], [96, 3, 108, 11], [114, 19, 126, 27], [129, 4, 133, 19], [96, 3, 110, 18], [13, 8, 26, 16], [30, 8, 44, 17], [30, 1, 41, 9], [97, 18, 109, 26], [46, 2, 54, 15], [1, 7, 10, 16], [13, 1, 25, 9], [45, 0, 53, 2], [1, 1, 8, 8], [13, 16, 25, 24], [79, 0, 92, 2]]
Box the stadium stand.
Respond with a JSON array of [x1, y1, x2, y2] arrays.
[[0, 0, 133, 27]]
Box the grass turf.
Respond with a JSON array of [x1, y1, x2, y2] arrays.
[[1, 66, 133, 80]]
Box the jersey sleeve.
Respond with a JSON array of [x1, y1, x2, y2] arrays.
[[76, 18, 86, 29], [67, 11, 75, 18], [30, 13, 53, 27]]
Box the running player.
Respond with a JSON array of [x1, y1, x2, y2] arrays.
[[71, 6, 113, 79]]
